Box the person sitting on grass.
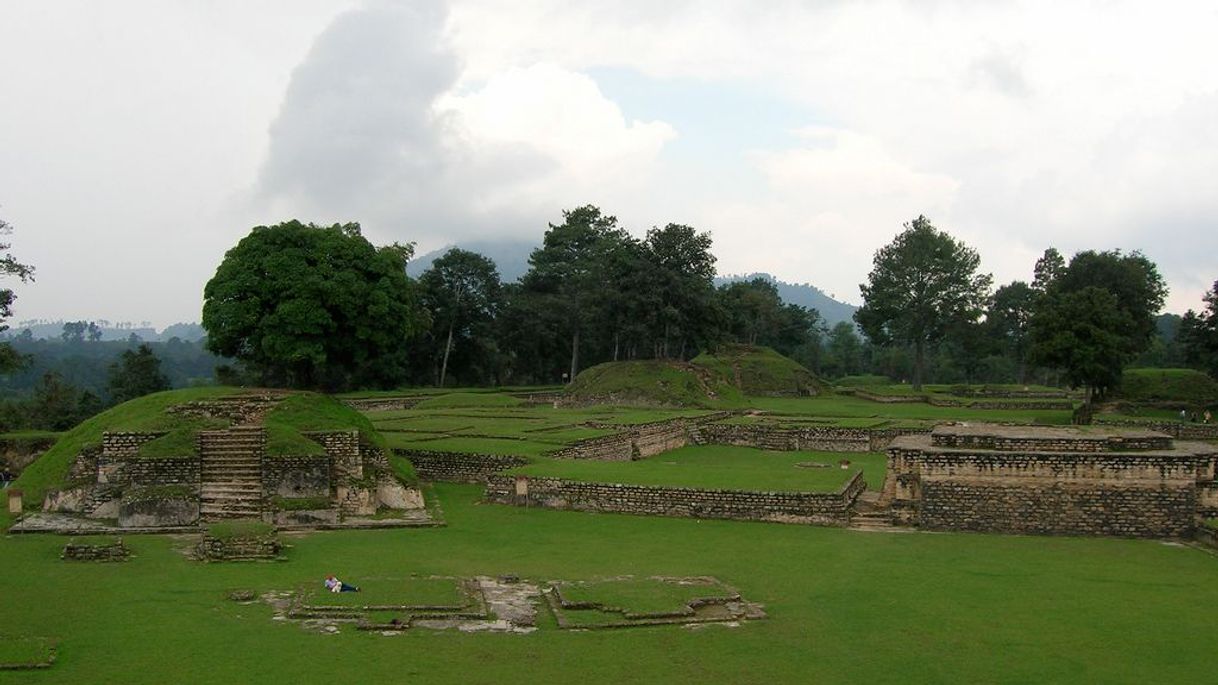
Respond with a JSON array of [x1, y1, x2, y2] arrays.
[[324, 575, 360, 593]]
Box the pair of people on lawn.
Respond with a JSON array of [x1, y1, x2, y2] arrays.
[[324, 575, 360, 593]]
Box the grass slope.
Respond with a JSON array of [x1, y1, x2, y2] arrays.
[[0, 483, 1214, 683], [508, 446, 883, 493], [692, 344, 823, 397], [566, 360, 744, 408], [1118, 367, 1218, 405]]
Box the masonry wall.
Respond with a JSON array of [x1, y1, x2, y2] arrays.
[[484, 472, 864, 526], [918, 479, 1195, 537], [262, 455, 331, 498], [696, 424, 929, 453], [930, 432, 1172, 452], [96, 456, 200, 487], [397, 449, 528, 483], [886, 444, 1211, 537]]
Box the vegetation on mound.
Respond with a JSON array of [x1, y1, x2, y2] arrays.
[[1117, 368, 1218, 405], [692, 344, 823, 397], [566, 360, 744, 407], [13, 386, 237, 506], [14, 388, 412, 508], [0, 635, 57, 669]]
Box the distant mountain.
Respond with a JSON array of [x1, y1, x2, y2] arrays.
[[409, 240, 858, 327], [716, 273, 858, 328], [409, 239, 536, 283]]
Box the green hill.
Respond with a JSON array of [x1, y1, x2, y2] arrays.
[[13, 387, 404, 507], [692, 344, 824, 397], [566, 360, 744, 408], [1118, 368, 1218, 406], [566, 346, 822, 407]]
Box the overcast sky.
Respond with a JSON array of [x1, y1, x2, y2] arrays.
[[2, 0, 1216, 328]]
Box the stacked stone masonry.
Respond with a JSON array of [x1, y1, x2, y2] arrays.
[[485, 471, 864, 526], [399, 449, 528, 483], [195, 534, 281, 561], [61, 539, 129, 561], [885, 425, 1218, 538]]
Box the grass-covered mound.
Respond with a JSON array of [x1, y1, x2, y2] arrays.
[[13, 387, 411, 508], [1118, 368, 1218, 406], [566, 360, 744, 408], [692, 344, 823, 397]]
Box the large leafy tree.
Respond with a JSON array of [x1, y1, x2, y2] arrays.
[[107, 343, 170, 404], [1028, 249, 1167, 401], [1177, 281, 1218, 376], [418, 248, 502, 387], [986, 281, 1036, 384], [0, 215, 35, 372], [521, 206, 627, 382], [202, 221, 426, 390], [855, 216, 992, 390], [642, 223, 717, 359], [716, 278, 821, 356]]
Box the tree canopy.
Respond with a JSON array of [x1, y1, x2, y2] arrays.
[[107, 343, 170, 404], [1028, 249, 1167, 401], [418, 248, 502, 387], [0, 215, 35, 373], [202, 220, 426, 390], [854, 216, 992, 389]]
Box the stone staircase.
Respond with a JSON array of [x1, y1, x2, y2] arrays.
[[686, 425, 706, 445], [848, 490, 904, 532], [199, 426, 266, 521]]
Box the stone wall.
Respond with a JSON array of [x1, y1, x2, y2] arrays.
[[262, 455, 331, 498], [885, 435, 1216, 537], [484, 471, 864, 526], [397, 449, 527, 483], [166, 395, 281, 423], [195, 534, 281, 561], [930, 430, 1171, 453], [118, 494, 200, 528], [96, 456, 200, 487], [696, 423, 929, 453], [1102, 421, 1218, 441], [307, 431, 362, 480], [698, 424, 870, 452], [341, 396, 425, 413], [61, 539, 129, 562], [100, 432, 166, 458]]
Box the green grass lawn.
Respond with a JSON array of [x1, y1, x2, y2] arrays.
[[554, 577, 736, 617], [0, 483, 1215, 683], [0, 636, 55, 669], [508, 446, 883, 493], [302, 576, 467, 608], [750, 394, 1074, 424]]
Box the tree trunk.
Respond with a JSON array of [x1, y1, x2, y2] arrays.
[[613, 330, 620, 362], [663, 323, 670, 359], [568, 327, 580, 384], [913, 339, 925, 391], [439, 320, 455, 387]]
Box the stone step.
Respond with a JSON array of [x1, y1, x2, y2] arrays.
[[202, 468, 262, 477], [202, 480, 261, 489]]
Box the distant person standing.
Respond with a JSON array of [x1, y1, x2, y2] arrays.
[[1180, 409, 1188, 422], [1205, 410, 1213, 424], [0, 465, 12, 489]]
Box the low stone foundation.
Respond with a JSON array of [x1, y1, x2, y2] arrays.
[[485, 472, 864, 526], [61, 538, 129, 562], [195, 533, 282, 561]]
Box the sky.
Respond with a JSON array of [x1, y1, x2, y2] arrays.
[[1, 0, 1216, 328]]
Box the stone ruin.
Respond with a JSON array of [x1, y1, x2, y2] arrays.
[[880, 423, 1218, 537], [26, 395, 429, 533]]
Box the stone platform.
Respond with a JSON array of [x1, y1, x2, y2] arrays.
[[882, 423, 1218, 538]]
